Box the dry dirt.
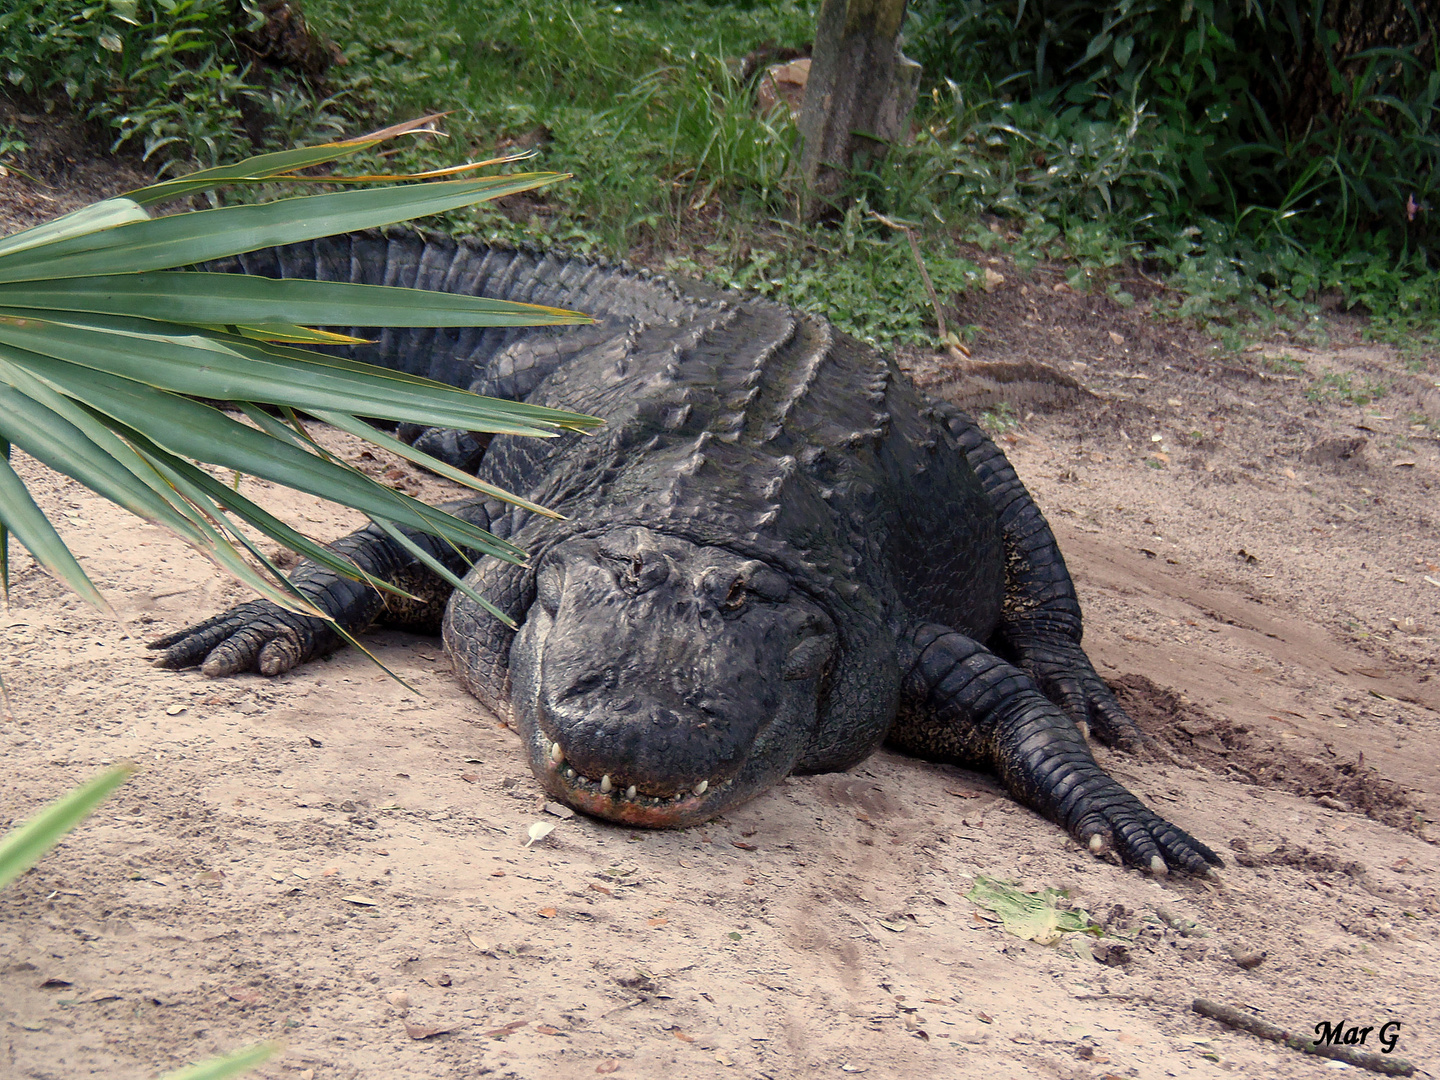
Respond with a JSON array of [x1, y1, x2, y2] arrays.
[[2, 134, 1440, 1080]]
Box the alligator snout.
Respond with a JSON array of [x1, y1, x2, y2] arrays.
[[508, 527, 836, 828]]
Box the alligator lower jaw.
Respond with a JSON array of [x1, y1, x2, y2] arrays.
[[525, 732, 738, 828]]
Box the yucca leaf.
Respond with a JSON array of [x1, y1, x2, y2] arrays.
[[1, 351, 526, 563], [311, 410, 563, 521], [0, 127, 598, 620], [124, 113, 454, 205], [0, 198, 150, 260], [0, 273, 592, 331], [0, 378, 210, 549], [0, 439, 7, 599], [371, 515, 514, 628], [0, 362, 330, 611], [203, 324, 374, 345], [117, 423, 425, 602], [158, 1041, 281, 1080], [0, 311, 598, 438], [0, 174, 569, 284], [0, 765, 133, 891], [0, 448, 110, 611]]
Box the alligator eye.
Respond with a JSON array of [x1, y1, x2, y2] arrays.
[[722, 577, 747, 611], [605, 549, 668, 595]]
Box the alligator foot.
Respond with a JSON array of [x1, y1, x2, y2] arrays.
[[895, 623, 1221, 875], [149, 600, 344, 676]]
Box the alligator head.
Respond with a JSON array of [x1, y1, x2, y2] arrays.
[[508, 525, 838, 827]]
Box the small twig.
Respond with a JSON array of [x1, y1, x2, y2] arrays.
[[1192, 998, 1414, 1076], [868, 211, 947, 342], [602, 997, 648, 1018], [1135, 267, 1170, 291]]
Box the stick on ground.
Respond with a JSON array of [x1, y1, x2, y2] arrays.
[[1192, 998, 1414, 1076]]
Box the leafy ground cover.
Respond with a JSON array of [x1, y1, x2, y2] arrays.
[[5, 0, 1436, 350]]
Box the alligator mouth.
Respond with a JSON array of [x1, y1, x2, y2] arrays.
[[522, 723, 736, 828]]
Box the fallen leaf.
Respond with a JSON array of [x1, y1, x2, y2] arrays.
[[966, 876, 1098, 945], [876, 919, 906, 933], [538, 907, 558, 918], [1108, 330, 1125, 345], [525, 821, 557, 847], [405, 1021, 460, 1040], [648, 917, 668, 927], [165, 705, 186, 716], [322, 868, 339, 877], [375, 849, 389, 857], [731, 840, 757, 851], [983, 268, 1006, 292], [341, 895, 379, 907], [590, 883, 614, 896], [977, 1012, 993, 1023], [225, 986, 262, 1005], [945, 787, 982, 798], [536, 1024, 566, 1036], [675, 1031, 696, 1043], [462, 774, 478, 783], [544, 802, 576, 819], [491, 869, 506, 877], [596, 1063, 620, 1075]]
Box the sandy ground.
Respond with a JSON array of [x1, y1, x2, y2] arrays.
[[2, 135, 1439, 1080]]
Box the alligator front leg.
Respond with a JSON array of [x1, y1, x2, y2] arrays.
[[150, 498, 501, 676], [892, 622, 1221, 874], [936, 402, 1141, 748]]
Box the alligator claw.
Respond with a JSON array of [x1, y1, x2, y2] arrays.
[[1013, 633, 1145, 749], [1073, 791, 1222, 876], [149, 600, 335, 677]]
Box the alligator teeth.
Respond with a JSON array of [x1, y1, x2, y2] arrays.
[[625, 785, 637, 800], [693, 780, 708, 796], [673, 793, 684, 802], [565, 767, 576, 779], [549, 741, 564, 765], [600, 774, 612, 794]]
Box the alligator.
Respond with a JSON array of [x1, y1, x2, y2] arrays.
[[151, 228, 1221, 875]]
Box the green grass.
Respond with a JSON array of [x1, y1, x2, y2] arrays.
[[1305, 373, 1390, 407]]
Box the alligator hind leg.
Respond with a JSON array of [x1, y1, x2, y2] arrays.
[[893, 622, 1220, 874], [150, 498, 503, 676], [935, 402, 1142, 748]]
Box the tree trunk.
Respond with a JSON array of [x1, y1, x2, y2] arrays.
[[1265, 0, 1438, 137], [797, 0, 921, 210]]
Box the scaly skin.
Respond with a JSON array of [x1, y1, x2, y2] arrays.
[[151, 228, 1221, 874]]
